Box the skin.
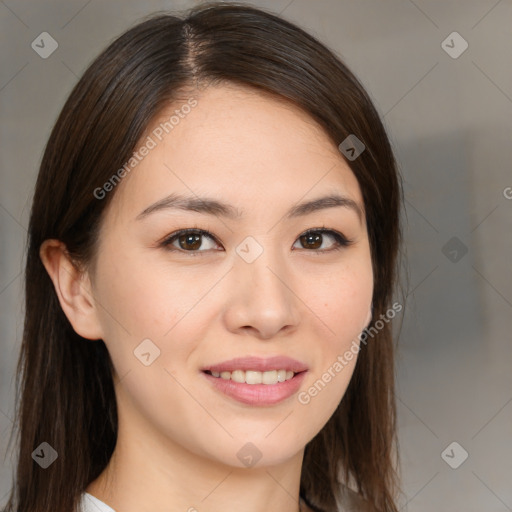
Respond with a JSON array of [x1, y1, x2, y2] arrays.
[[40, 83, 373, 512]]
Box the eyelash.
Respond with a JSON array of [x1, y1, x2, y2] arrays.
[[159, 226, 354, 256]]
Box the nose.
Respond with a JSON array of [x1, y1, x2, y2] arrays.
[[222, 245, 301, 340]]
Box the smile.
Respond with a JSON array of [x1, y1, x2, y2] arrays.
[[205, 369, 296, 385]]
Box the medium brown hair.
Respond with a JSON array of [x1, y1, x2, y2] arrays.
[[3, 3, 403, 511]]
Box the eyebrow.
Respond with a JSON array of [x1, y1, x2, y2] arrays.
[[136, 192, 363, 224]]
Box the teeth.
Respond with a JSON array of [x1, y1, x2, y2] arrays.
[[231, 370, 246, 383], [209, 369, 296, 385]]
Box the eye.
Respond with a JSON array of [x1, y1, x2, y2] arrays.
[[293, 228, 353, 252], [160, 228, 220, 255], [159, 227, 353, 256]]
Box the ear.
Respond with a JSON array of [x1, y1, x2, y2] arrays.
[[39, 239, 104, 340]]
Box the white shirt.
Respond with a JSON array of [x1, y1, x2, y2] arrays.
[[79, 492, 315, 512], [79, 492, 116, 512], [79, 488, 372, 511]]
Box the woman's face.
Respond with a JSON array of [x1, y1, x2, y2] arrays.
[[88, 83, 373, 468]]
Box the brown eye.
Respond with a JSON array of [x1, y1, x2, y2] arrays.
[[294, 229, 352, 252], [161, 229, 219, 254], [177, 233, 202, 250], [299, 232, 323, 249]]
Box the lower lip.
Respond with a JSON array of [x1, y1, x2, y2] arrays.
[[202, 371, 308, 406]]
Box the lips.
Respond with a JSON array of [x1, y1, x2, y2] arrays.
[[201, 355, 309, 374], [202, 368, 308, 406]]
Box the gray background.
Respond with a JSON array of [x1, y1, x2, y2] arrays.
[[1, 0, 511, 510]]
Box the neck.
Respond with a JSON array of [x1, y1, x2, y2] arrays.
[[86, 396, 305, 512]]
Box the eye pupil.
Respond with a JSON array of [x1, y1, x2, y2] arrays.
[[301, 233, 322, 249], [179, 233, 202, 250]]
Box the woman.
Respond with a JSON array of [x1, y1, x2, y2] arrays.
[[3, 3, 403, 511]]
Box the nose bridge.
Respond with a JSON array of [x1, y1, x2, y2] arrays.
[[236, 235, 289, 299], [227, 234, 300, 337]]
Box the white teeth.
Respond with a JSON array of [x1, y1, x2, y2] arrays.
[[262, 370, 277, 384], [231, 370, 245, 383], [245, 371, 262, 384], [208, 369, 296, 384]]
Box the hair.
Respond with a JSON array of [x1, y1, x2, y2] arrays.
[[3, 3, 404, 511]]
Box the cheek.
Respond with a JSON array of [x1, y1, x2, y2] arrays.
[[330, 283, 372, 346], [92, 246, 216, 382], [94, 249, 190, 338], [310, 263, 373, 348], [299, 259, 372, 407]]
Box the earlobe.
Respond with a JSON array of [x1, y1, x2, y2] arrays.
[[39, 239, 103, 340]]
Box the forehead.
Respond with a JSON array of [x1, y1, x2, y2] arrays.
[[103, 83, 363, 226]]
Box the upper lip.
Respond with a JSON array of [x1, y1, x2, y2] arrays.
[[202, 356, 308, 374]]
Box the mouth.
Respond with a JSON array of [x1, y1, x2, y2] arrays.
[[200, 356, 309, 406]]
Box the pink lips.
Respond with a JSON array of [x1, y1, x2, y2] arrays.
[[201, 356, 309, 406]]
